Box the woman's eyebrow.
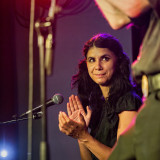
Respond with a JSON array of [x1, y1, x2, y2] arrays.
[[100, 54, 111, 58], [87, 56, 95, 59]]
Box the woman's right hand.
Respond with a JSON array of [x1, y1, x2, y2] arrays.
[[67, 95, 92, 127], [58, 110, 90, 141]]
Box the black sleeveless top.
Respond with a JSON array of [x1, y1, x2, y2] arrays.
[[89, 91, 142, 160]]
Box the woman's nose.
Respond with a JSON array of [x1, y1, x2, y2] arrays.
[[95, 61, 102, 70]]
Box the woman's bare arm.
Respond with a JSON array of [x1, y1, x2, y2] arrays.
[[95, 0, 151, 29]]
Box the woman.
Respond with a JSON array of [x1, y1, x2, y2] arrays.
[[58, 33, 142, 160]]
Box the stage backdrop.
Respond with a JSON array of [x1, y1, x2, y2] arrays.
[[0, 0, 132, 160]]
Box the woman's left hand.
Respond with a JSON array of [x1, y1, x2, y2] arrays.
[[67, 95, 92, 127]]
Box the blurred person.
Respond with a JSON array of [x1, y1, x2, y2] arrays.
[[94, 0, 160, 159]]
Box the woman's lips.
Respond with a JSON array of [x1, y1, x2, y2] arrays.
[[94, 73, 105, 77]]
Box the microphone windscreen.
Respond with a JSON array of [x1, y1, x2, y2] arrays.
[[52, 93, 64, 104]]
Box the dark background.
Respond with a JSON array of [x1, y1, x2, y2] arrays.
[[0, 0, 142, 159]]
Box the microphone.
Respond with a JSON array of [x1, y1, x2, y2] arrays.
[[45, 32, 53, 76], [48, 0, 56, 20], [44, 0, 55, 76], [19, 93, 64, 118]]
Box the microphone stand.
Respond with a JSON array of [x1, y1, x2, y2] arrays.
[[0, 112, 43, 125], [34, 0, 61, 159], [28, 0, 35, 159], [35, 1, 56, 158], [35, 22, 47, 160]]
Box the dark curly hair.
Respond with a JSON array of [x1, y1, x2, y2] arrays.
[[72, 33, 135, 112]]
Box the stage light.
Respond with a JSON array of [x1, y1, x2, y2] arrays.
[[0, 149, 8, 158], [0, 144, 15, 159], [0, 140, 17, 160]]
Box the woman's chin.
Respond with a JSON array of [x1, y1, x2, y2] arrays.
[[96, 80, 112, 86], [96, 81, 107, 86]]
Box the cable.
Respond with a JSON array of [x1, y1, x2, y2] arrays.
[[57, 0, 92, 18], [14, 0, 92, 27]]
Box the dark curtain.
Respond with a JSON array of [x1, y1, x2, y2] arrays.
[[0, 0, 18, 159]]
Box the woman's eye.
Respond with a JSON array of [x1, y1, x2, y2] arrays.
[[87, 58, 95, 62], [102, 57, 110, 61]]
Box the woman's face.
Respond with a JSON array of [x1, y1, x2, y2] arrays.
[[86, 47, 117, 86]]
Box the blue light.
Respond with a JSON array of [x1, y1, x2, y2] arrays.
[[0, 141, 16, 159], [0, 149, 8, 158]]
